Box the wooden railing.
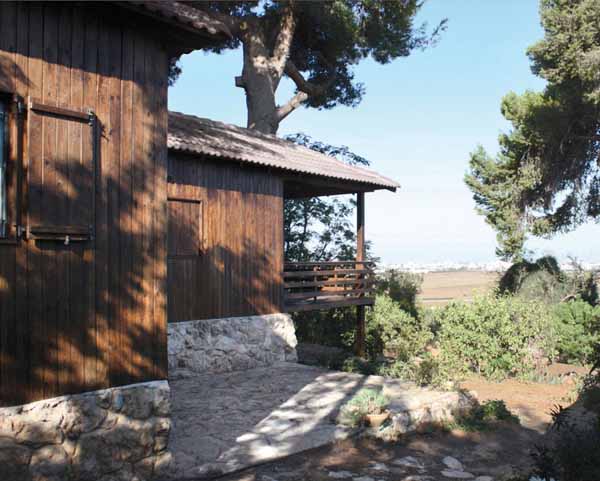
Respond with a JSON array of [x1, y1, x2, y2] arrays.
[[283, 260, 376, 312]]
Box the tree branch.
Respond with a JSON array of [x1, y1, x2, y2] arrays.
[[284, 60, 330, 96], [271, 2, 296, 80], [276, 91, 308, 122]]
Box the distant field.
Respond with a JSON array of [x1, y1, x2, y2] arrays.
[[418, 270, 499, 306]]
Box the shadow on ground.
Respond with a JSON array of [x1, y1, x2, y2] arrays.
[[218, 422, 543, 481]]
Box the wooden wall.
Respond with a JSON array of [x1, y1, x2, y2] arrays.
[[0, 3, 169, 405], [167, 153, 284, 322]]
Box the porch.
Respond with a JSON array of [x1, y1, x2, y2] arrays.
[[283, 260, 376, 312]]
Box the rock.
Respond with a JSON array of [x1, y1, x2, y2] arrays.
[[0, 381, 171, 480], [119, 386, 155, 419], [369, 462, 389, 471], [30, 444, 69, 477], [61, 395, 107, 438], [353, 477, 375, 481], [73, 433, 120, 476], [442, 456, 464, 471], [474, 477, 493, 481], [153, 451, 173, 479], [0, 438, 31, 480], [328, 471, 356, 479], [134, 456, 155, 480], [168, 314, 298, 377], [441, 469, 475, 479], [394, 456, 425, 470], [16, 419, 63, 446], [153, 385, 171, 417], [402, 476, 435, 481]]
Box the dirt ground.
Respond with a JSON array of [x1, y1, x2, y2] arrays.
[[220, 425, 540, 481], [460, 363, 587, 432], [218, 365, 588, 481], [419, 271, 499, 306]]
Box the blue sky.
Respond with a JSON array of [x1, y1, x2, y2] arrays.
[[169, 0, 600, 264]]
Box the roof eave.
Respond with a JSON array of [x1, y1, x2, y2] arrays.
[[113, 1, 231, 54]]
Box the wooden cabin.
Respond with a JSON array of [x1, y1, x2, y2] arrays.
[[0, 1, 229, 406], [0, 2, 397, 408], [167, 113, 398, 326]]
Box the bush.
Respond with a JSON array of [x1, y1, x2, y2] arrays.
[[450, 400, 519, 431], [552, 300, 600, 365], [337, 388, 389, 427], [293, 307, 357, 350], [530, 408, 600, 481], [377, 352, 448, 387], [341, 356, 377, 375], [499, 255, 599, 305], [435, 294, 558, 380], [365, 294, 433, 361], [375, 269, 423, 317]]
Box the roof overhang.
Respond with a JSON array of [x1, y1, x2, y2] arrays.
[[168, 112, 400, 198], [113, 1, 231, 55]]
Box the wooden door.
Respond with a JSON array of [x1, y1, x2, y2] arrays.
[[167, 196, 203, 322]]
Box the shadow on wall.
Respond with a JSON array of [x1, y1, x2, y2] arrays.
[[0, 2, 170, 406], [167, 239, 283, 323], [0, 381, 172, 481]]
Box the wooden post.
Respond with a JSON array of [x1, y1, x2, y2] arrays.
[[355, 192, 366, 357]]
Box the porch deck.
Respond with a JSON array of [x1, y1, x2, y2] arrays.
[[283, 261, 376, 312]]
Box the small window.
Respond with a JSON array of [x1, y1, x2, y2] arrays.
[[0, 102, 7, 237]]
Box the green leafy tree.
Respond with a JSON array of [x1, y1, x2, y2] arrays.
[[174, 1, 446, 134], [283, 133, 376, 262], [465, 0, 600, 260]]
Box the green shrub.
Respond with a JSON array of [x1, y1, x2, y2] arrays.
[[293, 307, 357, 350], [365, 294, 433, 360], [435, 294, 558, 380], [530, 405, 600, 481], [499, 255, 599, 305], [375, 269, 423, 317], [498, 256, 564, 299], [340, 356, 377, 375], [337, 388, 389, 427], [552, 300, 600, 365], [377, 352, 449, 387], [451, 400, 520, 431]]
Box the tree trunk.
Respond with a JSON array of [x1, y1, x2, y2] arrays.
[[245, 70, 279, 134], [240, 29, 280, 135]]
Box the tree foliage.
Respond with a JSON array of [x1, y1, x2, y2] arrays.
[[174, 1, 446, 133], [283, 133, 374, 262], [465, 0, 600, 260]]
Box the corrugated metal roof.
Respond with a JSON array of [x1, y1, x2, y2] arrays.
[[120, 1, 231, 39], [168, 112, 400, 191]]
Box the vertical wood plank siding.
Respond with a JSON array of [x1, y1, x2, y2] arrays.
[[167, 154, 284, 322], [0, 3, 169, 405]]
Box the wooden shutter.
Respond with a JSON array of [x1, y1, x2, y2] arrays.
[[26, 98, 96, 241], [0, 93, 24, 241], [167, 197, 203, 257]]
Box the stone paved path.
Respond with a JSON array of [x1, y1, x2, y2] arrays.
[[168, 363, 469, 479]]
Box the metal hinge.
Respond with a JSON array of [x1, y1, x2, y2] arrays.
[[15, 97, 25, 116]]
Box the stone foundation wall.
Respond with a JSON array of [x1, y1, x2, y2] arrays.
[[168, 313, 298, 379], [0, 380, 171, 481]]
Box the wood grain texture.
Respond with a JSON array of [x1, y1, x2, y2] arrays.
[[167, 155, 284, 322], [0, 3, 169, 405]]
